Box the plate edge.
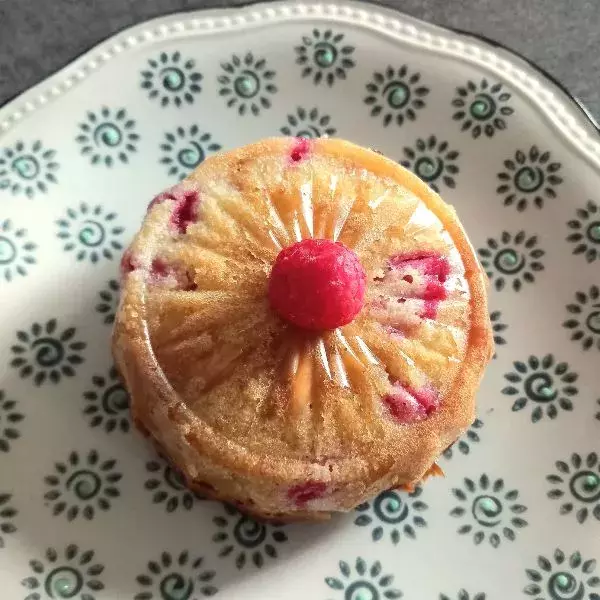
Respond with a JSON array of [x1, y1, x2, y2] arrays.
[[0, 0, 599, 169]]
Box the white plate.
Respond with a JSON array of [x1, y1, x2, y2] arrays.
[[1, 2, 599, 599]]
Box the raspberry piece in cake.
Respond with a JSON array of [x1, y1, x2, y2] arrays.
[[287, 481, 328, 506], [268, 239, 366, 330], [289, 137, 312, 163], [382, 383, 440, 423], [148, 185, 199, 234]]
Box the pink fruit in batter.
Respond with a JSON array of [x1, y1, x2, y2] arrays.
[[289, 137, 312, 163], [382, 383, 440, 423], [287, 481, 328, 506], [148, 186, 199, 234]]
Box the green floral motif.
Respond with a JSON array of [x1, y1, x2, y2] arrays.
[[212, 503, 287, 569], [364, 65, 429, 127], [135, 551, 217, 599], [145, 456, 198, 513], [566, 200, 600, 262], [354, 486, 427, 544], [450, 474, 528, 547], [160, 125, 221, 180], [0, 390, 24, 453], [0, 139, 59, 198], [44, 449, 122, 521], [21, 544, 104, 600], [400, 135, 459, 192], [295, 29, 355, 86], [0, 219, 36, 282], [502, 355, 577, 422], [563, 285, 600, 351], [443, 419, 483, 459], [280, 106, 336, 138], [218, 52, 277, 116], [76, 106, 139, 167], [497, 146, 562, 211], [440, 591, 486, 600], [141, 51, 203, 107], [95, 279, 120, 325], [325, 557, 403, 600], [57, 203, 124, 263], [490, 310, 508, 358], [452, 78, 514, 138], [478, 230, 545, 292], [83, 366, 130, 434], [0, 493, 17, 549], [547, 452, 600, 524], [10, 319, 86, 385], [524, 548, 600, 600]]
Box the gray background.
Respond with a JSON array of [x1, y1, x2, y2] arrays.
[[0, 0, 599, 121]]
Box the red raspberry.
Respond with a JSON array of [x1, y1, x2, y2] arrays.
[[147, 186, 199, 234], [289, 137, 312, 163], [268, 239, 366, 330], [382, 383, 440, 423], [287, 481, 327, 506]]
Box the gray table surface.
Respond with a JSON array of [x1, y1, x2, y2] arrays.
[[0, 0, 599, 123]]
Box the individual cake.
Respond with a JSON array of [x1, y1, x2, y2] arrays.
[[113, 137, 493, 521]]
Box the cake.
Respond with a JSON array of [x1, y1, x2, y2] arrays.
[[113, 137, 493, 521]]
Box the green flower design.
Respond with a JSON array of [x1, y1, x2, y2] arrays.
[[325, 558, 403, 600], [0, 390, 24, 453], [490, 310, 508, 358], [524, 548, 600, 600], [145, 456, 198, 513], [135, 551, 217, 599], [0, 139, 59, 198], [477, 230, 545, 292], [160, 125, 221, 180], [21, 544, 104, 600], [563, 285, 600, 351], [567, 200, 600, 262], [141, 51, 203, 107], [354, 486, 427, 544], [502, 355, 577, 422], [44, 449, 122, 521], [0, 493, 17, 548], [365, 65, 429, 127], [10, 319, 86, 385], [400, 135, 459, 192], [440, 592, 486, 600], [212, 503, 288, 569], [0, 219, 36, 282], [83, 366, 130, 434], [95, 279, 120, 325], [452, 79, 514, 138], [547, 452, 600, 524], [295, 29, 355, 86], [57, 203, 124, 263], [443, 419, 484, 459], [76, 106, 139, 167], [450, 474, 528, 547], [280, 106, 336, 138], [218, 52, 277, 116], [497, 146, 562, 211]]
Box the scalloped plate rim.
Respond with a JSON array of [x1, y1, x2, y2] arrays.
[[1, 0, 599, 170]]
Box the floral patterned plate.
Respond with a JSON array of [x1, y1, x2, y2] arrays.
[[1, 2, 599, 599]]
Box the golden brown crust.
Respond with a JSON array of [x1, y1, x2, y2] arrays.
[[113, 137, 493, 521]]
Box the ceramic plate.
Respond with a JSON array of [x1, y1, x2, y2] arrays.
[[1, 2, 599, 599]]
